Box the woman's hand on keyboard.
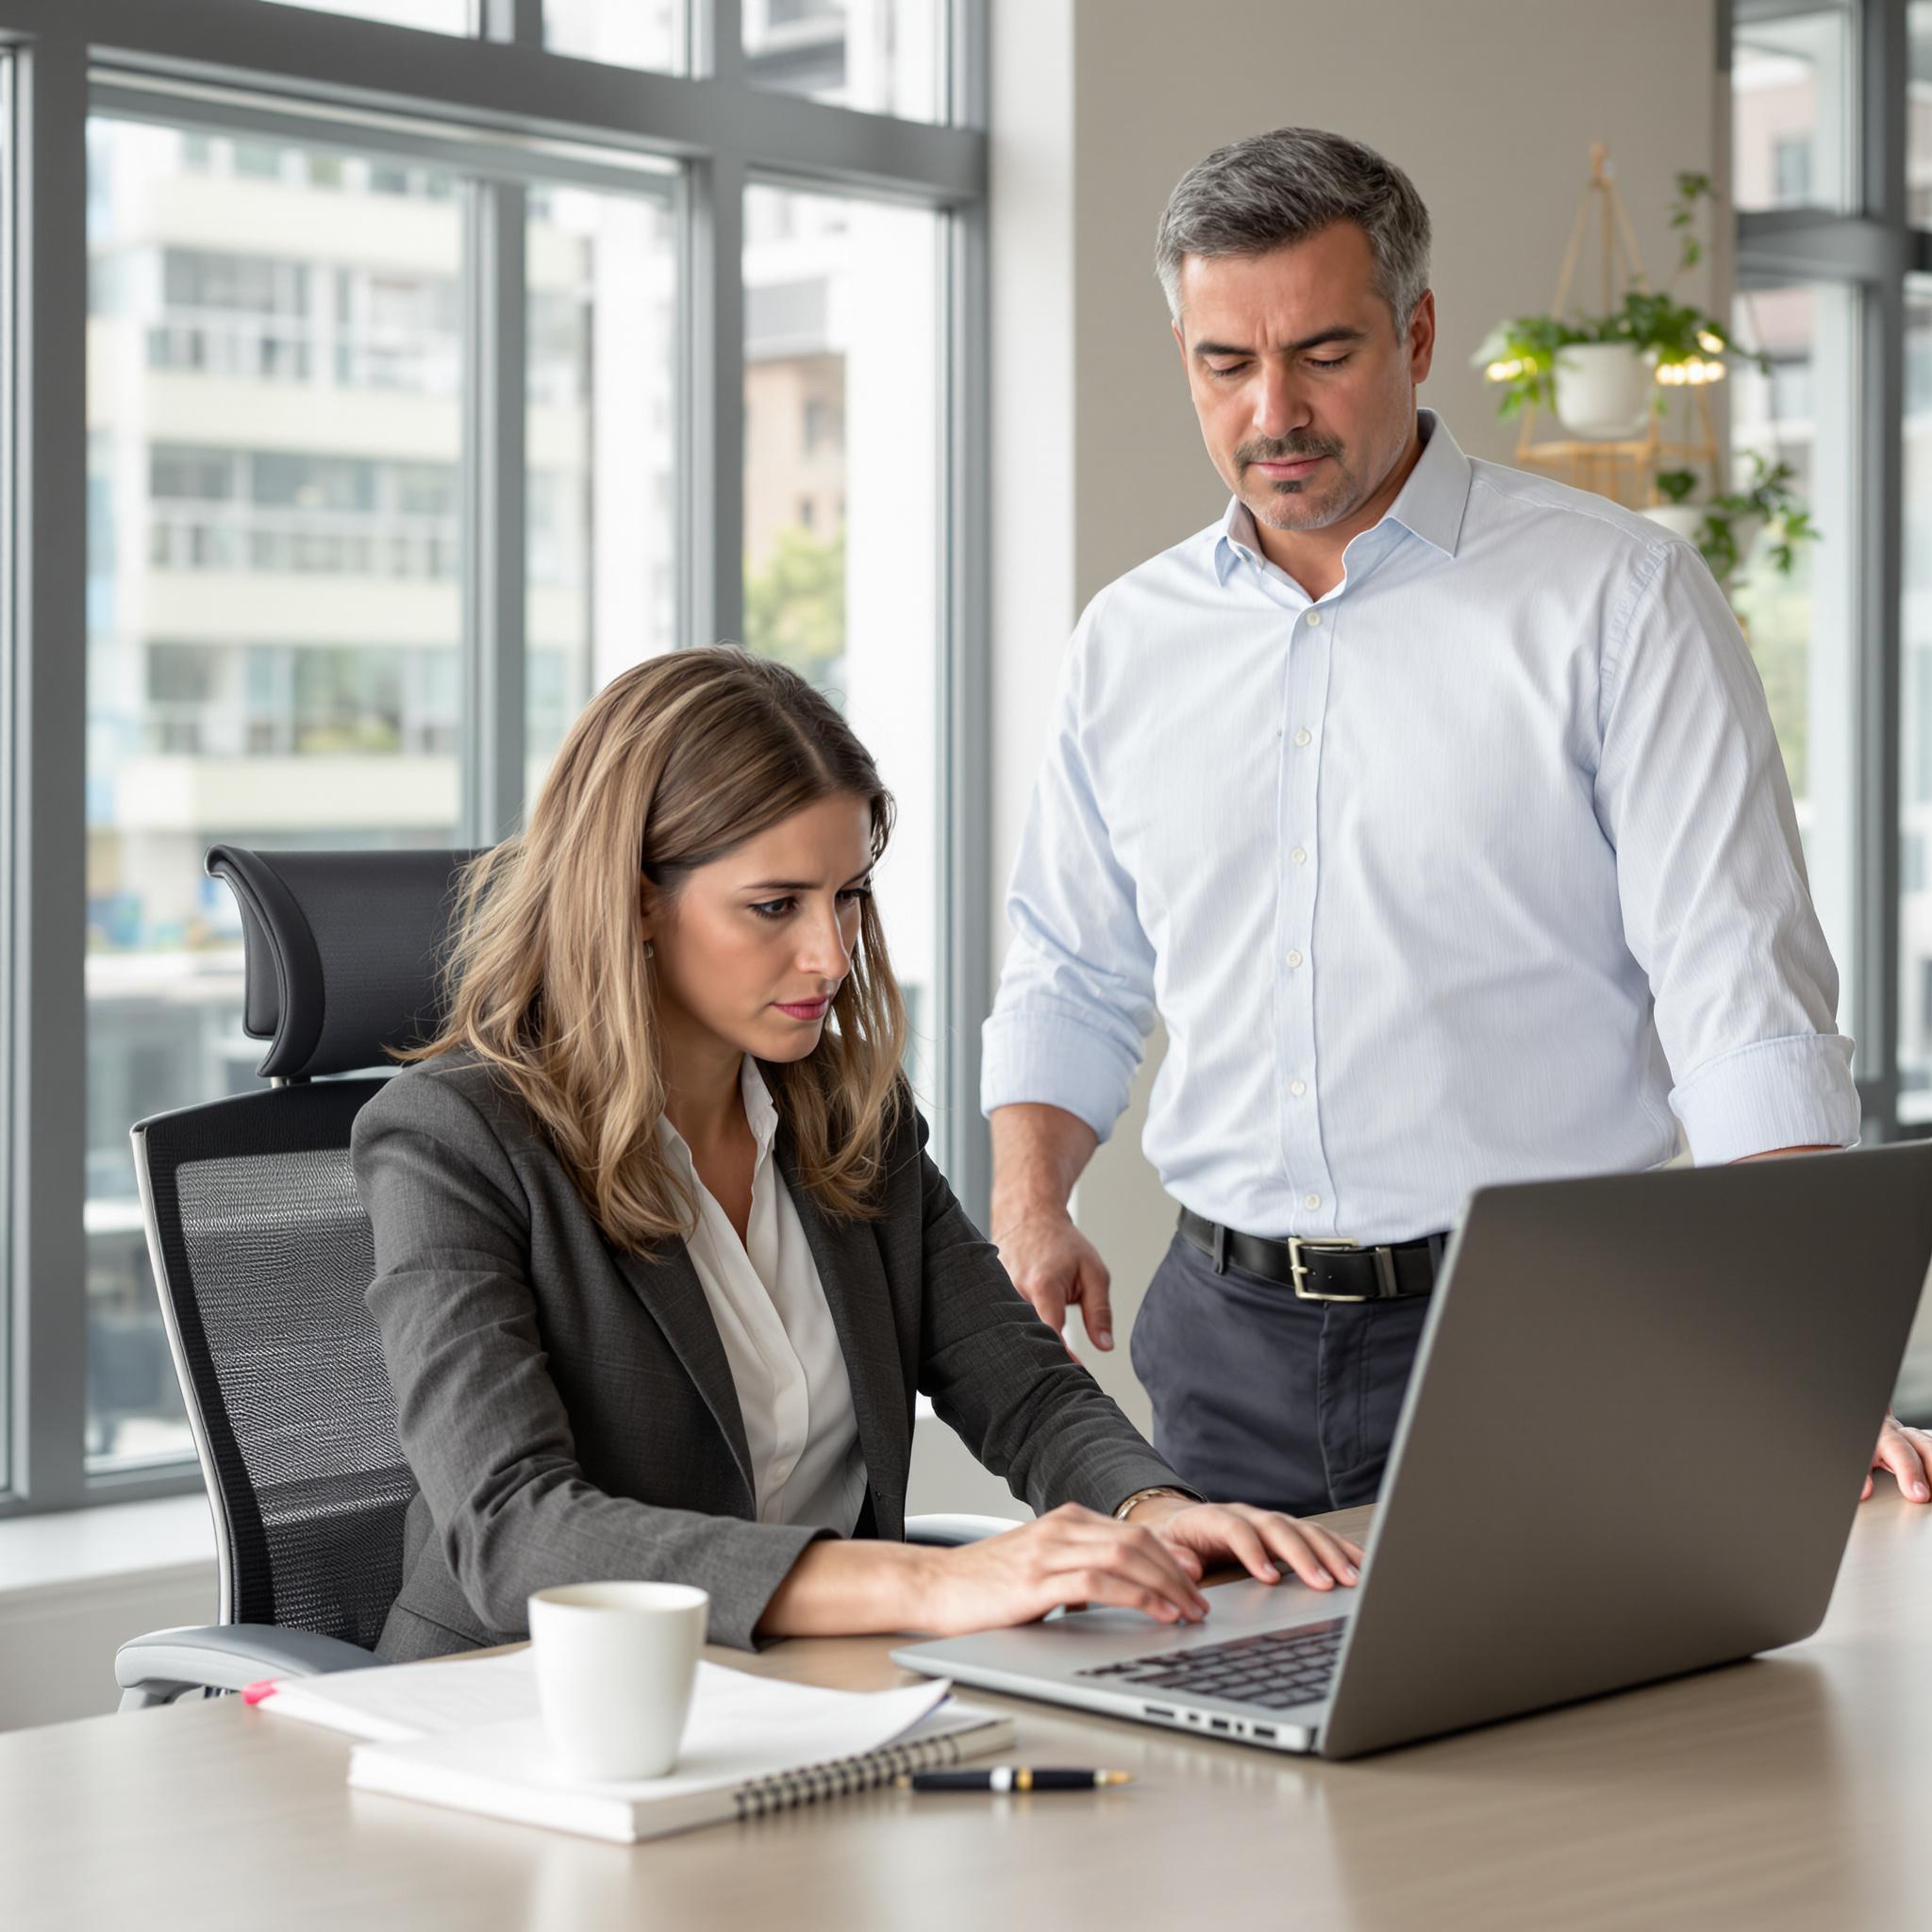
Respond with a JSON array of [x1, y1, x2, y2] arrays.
[[914, 1503, 1214, 1634]]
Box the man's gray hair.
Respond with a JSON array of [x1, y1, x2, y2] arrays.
[[1155, 126, 1432, 333]]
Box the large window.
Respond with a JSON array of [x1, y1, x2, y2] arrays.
[[1731, 1, 1932, 1413], [0, 1, 984, 1514], [85, 120, 471, 1465], [0, 47, 14, 1493], [1728, 282, 1860, 1036]]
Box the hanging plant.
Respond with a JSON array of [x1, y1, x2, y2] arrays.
[[1472, 314, 1596, 419], [1474, 174, 1766, 431]]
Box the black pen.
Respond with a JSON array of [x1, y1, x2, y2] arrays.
[[895, 1766, 1134, 1793]]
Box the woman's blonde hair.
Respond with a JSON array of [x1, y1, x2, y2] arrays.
[[404, 646, 908, 1250]]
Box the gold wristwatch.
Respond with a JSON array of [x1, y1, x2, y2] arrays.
[[1114, 1485, 1192, 1522]]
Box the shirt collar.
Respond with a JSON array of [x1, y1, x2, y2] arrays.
[[738, 1054, 780, 1154], [1383, 408, 1470, 557], [657, 1054, 780, 1170], [1212, 407, 1471, 585]]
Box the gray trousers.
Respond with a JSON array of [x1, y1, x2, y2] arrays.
[[1129, 1230, 1431, 1515]]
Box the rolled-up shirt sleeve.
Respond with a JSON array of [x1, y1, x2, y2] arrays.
[[1594, 540, 1859, 1163], [982, 594, 1158, 1143]]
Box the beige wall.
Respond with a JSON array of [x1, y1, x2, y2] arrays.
[[1062, 0, 1726, 595], [926, 0, 1727, 1493]]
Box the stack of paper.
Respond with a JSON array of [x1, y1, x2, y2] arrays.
[[248, 1650, 1014, 1843]]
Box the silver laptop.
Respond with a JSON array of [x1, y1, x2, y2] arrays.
[[894, 1143, 1932, 1759]]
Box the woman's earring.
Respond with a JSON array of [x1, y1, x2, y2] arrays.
[[643, 941, 655, 960]]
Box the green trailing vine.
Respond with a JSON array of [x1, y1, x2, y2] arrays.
[[1654, 454, 1818, 581], [1670, 171, 1713, 275]]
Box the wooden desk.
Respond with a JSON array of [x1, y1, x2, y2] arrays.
[[4, 1491, 1927, 1932]]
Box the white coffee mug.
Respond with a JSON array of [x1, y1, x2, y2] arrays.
[[527, 1581, 709, 1781]]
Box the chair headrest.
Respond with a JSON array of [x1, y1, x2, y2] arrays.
[[207, 846, 486, 1080]]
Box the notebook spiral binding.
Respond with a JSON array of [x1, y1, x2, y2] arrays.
[[733, 1731, 973, 1819]]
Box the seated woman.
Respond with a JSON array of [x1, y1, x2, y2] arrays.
[[353, 646, 1363, 1658]]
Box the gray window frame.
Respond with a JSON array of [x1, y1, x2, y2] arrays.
[[0, 0, 989, 1514]]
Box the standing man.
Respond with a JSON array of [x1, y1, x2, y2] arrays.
[[983, 125, 1932, 1515]]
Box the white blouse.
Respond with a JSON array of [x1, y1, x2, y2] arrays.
[[656, 1056, 869, 1536]]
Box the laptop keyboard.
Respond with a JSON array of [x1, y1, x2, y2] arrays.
[[1074, 1616, 1346, 1711]]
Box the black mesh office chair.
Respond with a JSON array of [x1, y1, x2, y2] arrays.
[[115, 845, 1006, 1711]]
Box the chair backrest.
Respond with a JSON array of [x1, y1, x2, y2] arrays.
[[133, 845, 480, 1648]]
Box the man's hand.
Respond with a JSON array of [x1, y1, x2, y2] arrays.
[[993, 1206, 1115, 1354], [1864, 1413, 1932, 1502], [991, 1103, 1108, 1353]]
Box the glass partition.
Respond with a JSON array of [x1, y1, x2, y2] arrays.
[[525, 182, 678, 791], [742, 182, 942, 1102], [544, 0, 684, 72], [743, 0, 946, 123], [1732, 0, 1858, 213]]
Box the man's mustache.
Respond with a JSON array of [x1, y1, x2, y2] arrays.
[[1238, 440, 1341, 465]]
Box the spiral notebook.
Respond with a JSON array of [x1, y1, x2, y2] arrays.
[[346, 1662, 1015, 1843]]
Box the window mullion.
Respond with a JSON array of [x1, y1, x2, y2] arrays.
[[699, 0, 745, 86], [941, 193, 991, 1222], [686, 150, 744, 655], [480, 0, 541, 49], [1856, 0, 1907, 1127], [1861, 269, 1906, 1122], [9, 29, 90, 1512], [949, 0, 983, 130], [941, 1, 988, 1214], [462, 177, 528, 845], [690, 0, 747, 663], [1862, 0, 1906, 228]]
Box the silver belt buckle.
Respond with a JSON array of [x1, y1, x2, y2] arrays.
[[1288, 1236, 1395, 1302]]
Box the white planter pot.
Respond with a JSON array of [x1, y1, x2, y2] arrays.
[[1552, 341, 1656, 440], [1639, 504, 1765, 578], [1639, 504, 1707, 542]]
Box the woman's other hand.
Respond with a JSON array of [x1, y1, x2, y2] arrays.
[[1123, 1493, 1364, 1591]]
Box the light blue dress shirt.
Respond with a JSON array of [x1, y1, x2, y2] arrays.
[[982, 409, 1858, 1243]]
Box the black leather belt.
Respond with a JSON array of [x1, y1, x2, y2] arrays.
[[1177, 1208, 1445, 1302]]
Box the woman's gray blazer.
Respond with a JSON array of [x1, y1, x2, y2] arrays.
[[350, 1052, 1194, 1659]]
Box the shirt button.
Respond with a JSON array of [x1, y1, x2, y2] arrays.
[[1291, 1079, 1307, 1097], [1306, 611, 1323, 627], [1291, 846, 1307, 865], [1293, 727, 1312, 747], [1286, 949, 1304, 968], [1304, 1192, 1322, 1211]]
